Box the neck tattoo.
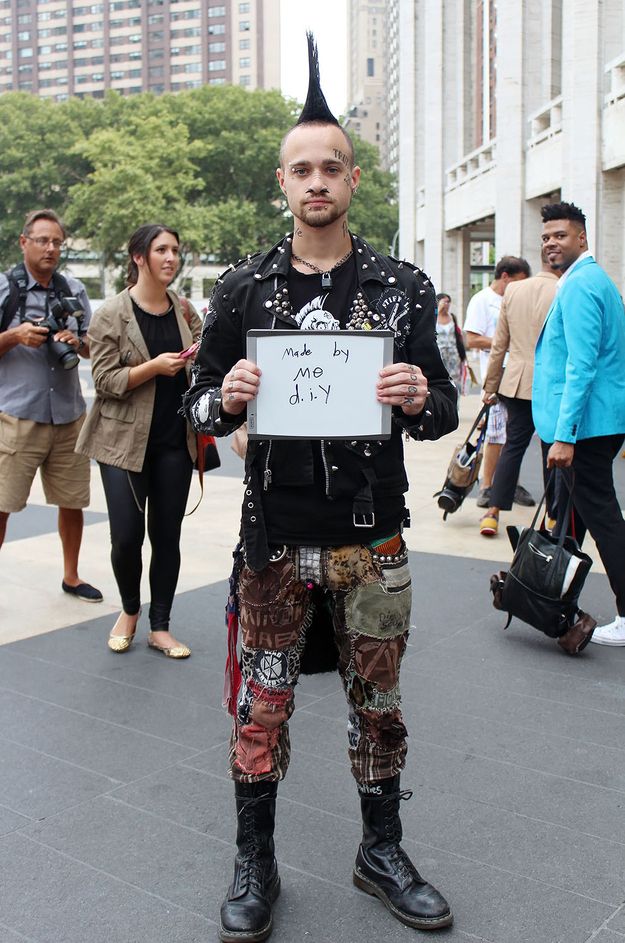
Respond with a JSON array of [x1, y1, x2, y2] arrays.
[[291, 248, 353, 289]]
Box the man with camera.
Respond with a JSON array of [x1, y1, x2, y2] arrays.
[[0, 208, 102, 602]]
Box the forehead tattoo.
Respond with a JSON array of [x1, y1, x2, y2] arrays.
[[333, 148, 350, 167]]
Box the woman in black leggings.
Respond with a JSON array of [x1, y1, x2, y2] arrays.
[[76, 224, 202, 657]]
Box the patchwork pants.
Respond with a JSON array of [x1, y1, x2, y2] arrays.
[[231, 542, 412, 785]]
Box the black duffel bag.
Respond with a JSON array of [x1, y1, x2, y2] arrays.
[[490, 476, 596, 654]]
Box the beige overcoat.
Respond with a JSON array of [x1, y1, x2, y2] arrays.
[[76, 288, 202, 471], [483, 272, 559, 400]]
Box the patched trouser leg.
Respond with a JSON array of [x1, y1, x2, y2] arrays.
[[326, 544, 411, 784], [231, 551, 310, 782]]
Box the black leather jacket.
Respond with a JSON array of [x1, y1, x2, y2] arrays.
[[183, 233, 458, 569]]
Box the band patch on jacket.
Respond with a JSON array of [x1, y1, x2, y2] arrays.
[[376, 289, 412, 345]]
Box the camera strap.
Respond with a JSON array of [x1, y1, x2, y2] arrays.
[[0, 262, 74, 332]]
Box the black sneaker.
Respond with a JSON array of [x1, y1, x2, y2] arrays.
[[513, 484, 536, 507], [476, 487, 491, 508]]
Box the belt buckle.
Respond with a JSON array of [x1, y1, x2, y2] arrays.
[[353, 511, 375, 528]]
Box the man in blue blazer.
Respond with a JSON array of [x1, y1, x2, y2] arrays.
[[533, 202, 625, 646]]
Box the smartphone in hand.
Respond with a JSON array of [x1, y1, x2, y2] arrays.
[[179, 341, 200, 359]]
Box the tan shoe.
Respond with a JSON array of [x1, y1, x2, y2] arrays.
[[147, 633, 191, 659]]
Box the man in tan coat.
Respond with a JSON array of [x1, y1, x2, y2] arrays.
[[479, 252, 560, 536]]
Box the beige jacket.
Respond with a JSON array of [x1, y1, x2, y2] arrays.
[[483, 272, 559, 399], [76, 288, 202, 471]]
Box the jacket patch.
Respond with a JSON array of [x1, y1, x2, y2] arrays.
[[376, 289, 411, 344]]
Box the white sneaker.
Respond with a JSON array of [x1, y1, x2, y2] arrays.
[[589, 615, 625, 646]]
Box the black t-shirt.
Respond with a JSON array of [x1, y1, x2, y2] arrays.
[[262, 257, 405, 546], [132, 301, 187, 451]]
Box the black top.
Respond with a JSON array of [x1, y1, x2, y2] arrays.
[[132, 300, 187, 451], [263, 257, 405, 546]]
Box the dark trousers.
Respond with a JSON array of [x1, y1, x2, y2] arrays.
[[99, 448, 193, 629], [542, 434, 625, 616], [489, 395, 535, 510]]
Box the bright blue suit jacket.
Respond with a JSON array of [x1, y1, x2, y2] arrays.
[[532, 256, 625, 443]]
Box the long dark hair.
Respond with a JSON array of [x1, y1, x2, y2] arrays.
[[126, 224, 180, 287]]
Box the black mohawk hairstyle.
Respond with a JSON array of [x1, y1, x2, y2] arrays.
[[296, 31, 339, 126]]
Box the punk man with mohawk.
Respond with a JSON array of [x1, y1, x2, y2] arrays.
[[185, 34, 457, 941]]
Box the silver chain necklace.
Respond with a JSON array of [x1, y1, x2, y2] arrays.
[[291, 248, 354, 289]]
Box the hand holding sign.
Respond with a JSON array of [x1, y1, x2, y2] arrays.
[[221, 358, 261, 416], [377, 362, 428, 416]]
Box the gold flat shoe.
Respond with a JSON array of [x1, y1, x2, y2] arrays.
[[147, 636, 191, 659], [107, 629, 136, 653], [107, 612, 139, 653]]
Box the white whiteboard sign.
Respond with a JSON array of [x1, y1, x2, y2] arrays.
[[247, 330, 393, 440]]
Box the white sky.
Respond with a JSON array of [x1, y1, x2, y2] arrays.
[[279, 1, 349, 118]]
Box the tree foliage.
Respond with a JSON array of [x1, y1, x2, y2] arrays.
[[0, 87, 398, 277]]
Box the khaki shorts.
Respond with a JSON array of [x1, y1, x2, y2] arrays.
[[0, 412, 90, 513]]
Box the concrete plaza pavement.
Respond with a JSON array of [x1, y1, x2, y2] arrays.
[[1, 387, 625, 943]]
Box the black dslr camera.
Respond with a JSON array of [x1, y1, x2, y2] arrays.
[[25, 296, 85, 371]]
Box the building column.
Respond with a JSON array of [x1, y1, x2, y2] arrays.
[[422, 0, 444, 286], [494, 0, 526, 256], [398, 1, 417, 262], [560, 0, 601, 251]]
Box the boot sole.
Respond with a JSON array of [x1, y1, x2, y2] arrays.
[[353, 868, 453, 931], [219, 875, 281, 943]]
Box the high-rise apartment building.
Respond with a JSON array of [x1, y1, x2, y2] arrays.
[[344, 1, 390, 167], [0, 0, 280, 100]]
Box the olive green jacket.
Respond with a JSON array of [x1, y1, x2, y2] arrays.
[[76, 288, 202, 472]]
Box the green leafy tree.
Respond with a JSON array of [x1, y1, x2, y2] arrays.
[[0, 86, 398, 278], [65, 112, 207, 264], [347, 138, 398, 253]]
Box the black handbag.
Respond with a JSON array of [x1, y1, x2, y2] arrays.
[[490, 476, 596, 652]]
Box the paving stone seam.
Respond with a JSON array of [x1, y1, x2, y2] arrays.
[[11, 831, 218, 928], [391, 735, 625, 797], [0, 683, 219, 751], [0, 733, 122, 788], [400, 644, 625, 700], [584, 909, 625, 941], [0, 919, 39, 943], [401, 660, 625, 713], [0, 647, 226, 708]]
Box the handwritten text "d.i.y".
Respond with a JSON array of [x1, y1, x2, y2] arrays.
[[282, 340, 350, 407]]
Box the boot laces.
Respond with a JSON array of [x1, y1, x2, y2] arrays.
[[237, 793, 273, 892], [381, 790, 422, 885]]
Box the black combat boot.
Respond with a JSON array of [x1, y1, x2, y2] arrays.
[[219, 781, 280, 943], [353, 776, 453, 931]]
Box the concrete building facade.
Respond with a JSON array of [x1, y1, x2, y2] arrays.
[[0, 0, 280, 100], [344, 0, 390, 167], [399, 0, 625, 319]]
